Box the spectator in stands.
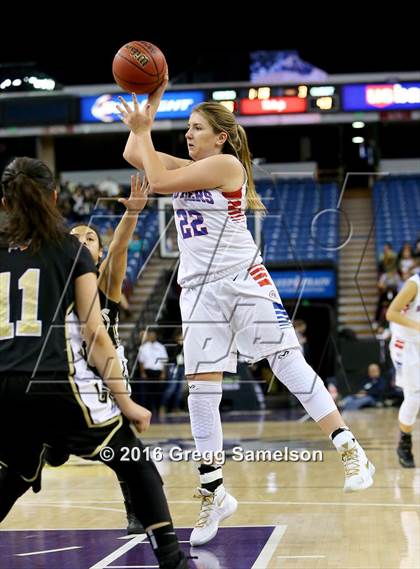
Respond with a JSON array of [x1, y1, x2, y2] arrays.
[[160, 330, 186, 415], [376, 270, 402, 325], [340, 364, 386, 411], [72, 186, 90, 218], [166, 234, 174, 252], [98, 177, 121, 198], [398, 242, 415, 280], [137, 330, 168, 419], [102, 226, 114, 250], [128, 233, 143, 253], [379, 242, 398, 274]]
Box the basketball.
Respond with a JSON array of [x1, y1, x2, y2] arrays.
[[112, 41, 167, 94]]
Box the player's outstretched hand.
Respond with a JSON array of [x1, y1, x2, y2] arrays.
[[118, 173, 149, 214], [116, 72, 168, 134], [117, 93, 150, 134]]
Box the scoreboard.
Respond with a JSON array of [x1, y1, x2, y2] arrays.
[[78, 81, 420, 124], [0, 82, 419, 129]]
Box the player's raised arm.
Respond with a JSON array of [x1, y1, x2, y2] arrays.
[[98, 173, 148, 302]]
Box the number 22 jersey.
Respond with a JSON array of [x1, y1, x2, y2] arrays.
[[173, 182, 262, 288]]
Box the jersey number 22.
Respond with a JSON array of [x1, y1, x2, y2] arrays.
[[176, 209, 208, 239]]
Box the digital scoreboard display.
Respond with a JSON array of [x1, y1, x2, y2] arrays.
[[342, 82, 420, 111]]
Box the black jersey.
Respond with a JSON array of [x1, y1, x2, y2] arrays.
[[98, 288, 121, 349], [78, 287, 124, 378], [0, 234, 96, 373]]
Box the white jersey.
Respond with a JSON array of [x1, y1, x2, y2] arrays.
[[66, 311, 124, 424], [172, 182, 262, 288], [390, 274, 420, 345]]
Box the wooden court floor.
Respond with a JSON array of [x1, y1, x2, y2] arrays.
[[1, 408, 419, 568]]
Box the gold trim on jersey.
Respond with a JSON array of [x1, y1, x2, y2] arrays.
[[21, 445, 47, 484], [78, 415, 123, 459], [64, 302, 122, 429]]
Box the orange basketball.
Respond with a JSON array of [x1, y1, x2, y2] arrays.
[[112, 41, 167, 94]]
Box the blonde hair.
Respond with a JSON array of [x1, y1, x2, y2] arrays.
[[193, 102, 266, 213]]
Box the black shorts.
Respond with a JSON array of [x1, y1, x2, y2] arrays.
[[0, 373, 124, 482]]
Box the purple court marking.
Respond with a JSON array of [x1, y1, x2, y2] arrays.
[[0, 526, 274, 569]]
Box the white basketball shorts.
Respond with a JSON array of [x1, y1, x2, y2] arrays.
[[390, 336, 420, 391], [180, 264, 300, 375]]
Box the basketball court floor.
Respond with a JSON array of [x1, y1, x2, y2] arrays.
[[1, 408, 419, 568]]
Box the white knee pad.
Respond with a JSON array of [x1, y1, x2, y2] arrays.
[[399, 389, 420, 426], [268, 348, 337, 422], [188, 381, 223, 454]]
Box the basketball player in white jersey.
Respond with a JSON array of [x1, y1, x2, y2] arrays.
[[117, 81, 375, 547], [386, 273, 420, 467], [51, 174, 149, 533], [71, 174, 150, 532]]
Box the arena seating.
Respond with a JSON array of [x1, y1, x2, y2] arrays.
[[256, 179, 339, 262], [77, 205, 159, 287], [373, 175, 420, 257]]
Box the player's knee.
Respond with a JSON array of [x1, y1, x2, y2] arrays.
[[297, 375, 326, 404], [270, 348, 323, 402]]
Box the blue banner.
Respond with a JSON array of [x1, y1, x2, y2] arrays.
[[342, 83, 420, 111], [80, 91, 206, 123], [270, 269, 336, 299]]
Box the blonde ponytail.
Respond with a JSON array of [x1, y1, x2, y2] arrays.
[[236, 126, 266, 213], [193, 102, 266, 214]]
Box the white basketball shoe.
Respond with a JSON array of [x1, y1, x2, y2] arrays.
[[333, 430, 375, 492], [189, 485, 238, 546]]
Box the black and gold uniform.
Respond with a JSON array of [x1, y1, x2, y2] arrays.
[[0, 234, 175, 553], [0, 234, 124, 483], [76, 288, 128, 381], [0, 234, 94, 372]]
